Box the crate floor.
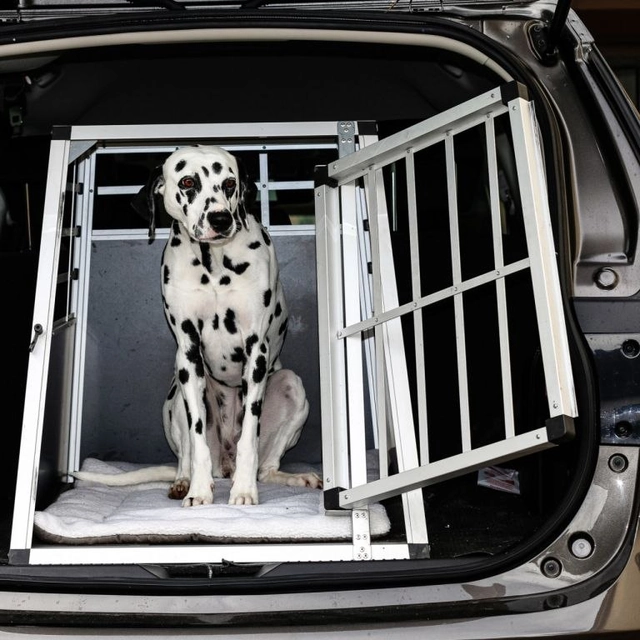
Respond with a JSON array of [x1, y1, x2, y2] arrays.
[[34, 459, 390, 545]]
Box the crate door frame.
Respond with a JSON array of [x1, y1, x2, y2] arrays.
[[315, 82, 577, 513]]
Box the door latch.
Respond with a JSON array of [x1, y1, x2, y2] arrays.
[[29, 324, 43, 352]]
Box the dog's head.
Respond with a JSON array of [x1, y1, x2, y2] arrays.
[[133, 146, 255, 244]]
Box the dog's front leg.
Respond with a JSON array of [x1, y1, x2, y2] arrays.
[[175, 319, 214, 506], [229, 335, 270, 505]]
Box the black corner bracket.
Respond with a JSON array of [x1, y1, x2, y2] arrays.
[[314, 165, 338, 189], [51, 125, 72, 141], [500, 81, 530, 105], [324, 487, 346, 511], [546, 415, 576, 444]]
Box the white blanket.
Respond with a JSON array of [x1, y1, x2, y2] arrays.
[[35, 458, 390, 544]]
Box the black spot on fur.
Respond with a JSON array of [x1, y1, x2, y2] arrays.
[[167, 384, 177, 400], [224, 309, 237, 334], [175, 192, 182, 205], [195, 418, 203, 435], [219, 275, 231, 286], [178, 368, 189, 384], [231, 347, 246, 364], [241, 378, 248, 397], [169, 314, 176, 326], [184, 399, 192, 428], [261, 228, 272, 246], [192, 257, 201, 266], [263, 289, 272, 307], [172, 220, 181, 235], [274, 301, 282, 317], [175, 160, 186, 172], [201, 274, 209, 285], [200, 243, 213, 273], [212, 314, 219, 330], [245, 334, 259, 356], [248, 241, 261, 250], [260, 343, 267, 354], [201, 166, 209, 177], [223, 255, 250, 275], [252, 355, 267, 383], [171, 235, 182, 247], [279, 318, 288, 336], [181, 319, 204, 377], [212, 162, 222, 174], [163, 265, 170, 285], [251, 400, 262, 418]]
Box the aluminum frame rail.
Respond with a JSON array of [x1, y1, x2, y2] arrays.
[[315, 82, 577, 512]]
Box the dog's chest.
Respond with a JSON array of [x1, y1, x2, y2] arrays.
[[162, 222, 283, 385]]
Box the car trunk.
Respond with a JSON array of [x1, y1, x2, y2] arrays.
[[0, 12, 596, 590]]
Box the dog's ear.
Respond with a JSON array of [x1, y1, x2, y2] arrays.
[[131, 165, 165, 243], [236, 157, 257, 229]]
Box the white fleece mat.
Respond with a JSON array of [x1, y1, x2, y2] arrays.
[[34, 458, 390, 545]]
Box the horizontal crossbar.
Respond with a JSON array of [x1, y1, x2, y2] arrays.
[[338, 257, 530, 340]]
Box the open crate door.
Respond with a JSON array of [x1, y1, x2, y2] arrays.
[[315, 83, 577, 529]]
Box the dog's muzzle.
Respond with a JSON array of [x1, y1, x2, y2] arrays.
[[196, 210, 234, 240]]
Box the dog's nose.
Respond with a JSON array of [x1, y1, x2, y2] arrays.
[[208, 210, 233, 232]]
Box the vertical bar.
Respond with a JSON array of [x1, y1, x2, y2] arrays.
[[11, 138, 71, 553], [259, 152, 270, 228], [365, 168, 387, 457], [485, 118, 516, 439], [446, 134, 472, 452], [370, 167, 429, 548], [341, 184, 368, 484], [68, 154, 96, 476], [508, 99, 578, 419], [356, 188, 382, 460], [405, 151, 429, 465], [315, 184, 351, 496]]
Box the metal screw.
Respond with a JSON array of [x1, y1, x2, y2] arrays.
[[541, 557, 562, 578], [570, 535, 594, 559], [621, 339, 640, 359], [609, 453, 628, 473], [594, 267, 619, 290], [614, 421, 632, 439]]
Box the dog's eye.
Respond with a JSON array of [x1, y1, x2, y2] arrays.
[[179, 177, 196, 189], [223, 178, 237, 192]]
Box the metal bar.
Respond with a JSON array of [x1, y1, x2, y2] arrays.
[[341, 181, 371, 556], [372, 168, 428, 547], [486, 118, 516, 439], [71, 122, 350, 142], [406, 150, 429, 465], [68, 154, 97, 476], [366, 168, 387, 474], [259, 152, 270, 228], [94, 143, 337, 154], [339, 260, 530, 340], [10, 138, 71, 552], [338, 427, 554, 508], [315, 184, 350, 496], [446, 134, 471, 453], [508, 98, 578, 419], [25, 542, 411, 566], [328, 88, 509, 186]]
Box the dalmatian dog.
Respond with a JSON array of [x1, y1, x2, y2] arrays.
[[76, 146, 321, 506]]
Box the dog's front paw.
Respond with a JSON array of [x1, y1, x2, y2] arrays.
[[181, 482, 214, 507], [229, 483, 259, 505]]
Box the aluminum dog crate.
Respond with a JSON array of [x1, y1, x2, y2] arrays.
[[10, 83, 578, 565]]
